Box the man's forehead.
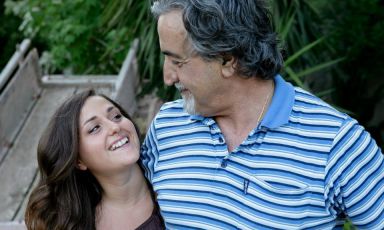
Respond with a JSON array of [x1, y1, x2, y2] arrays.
[[158, 10, 185, 34], [158, 10, 192, 55]]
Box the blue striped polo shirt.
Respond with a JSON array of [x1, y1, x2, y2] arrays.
[[141, 75, 384, 229]]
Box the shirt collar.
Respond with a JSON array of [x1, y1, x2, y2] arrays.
[[260, 74, 294, 129]]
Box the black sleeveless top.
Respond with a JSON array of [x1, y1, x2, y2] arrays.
[[135, 202, 165, 230]]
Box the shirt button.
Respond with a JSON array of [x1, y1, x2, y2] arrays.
[[218, 137, 224, 143], [221, 159, 227, 168]]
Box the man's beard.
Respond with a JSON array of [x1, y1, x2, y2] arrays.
[[175, 83, 198, 115], [183, 93, 197, 115]]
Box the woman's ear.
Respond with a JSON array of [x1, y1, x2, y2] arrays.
[[76, 159, 87, 171], [221, 56, 236, 78]]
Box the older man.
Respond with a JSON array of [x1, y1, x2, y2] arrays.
[[141, 0, 384, 229]]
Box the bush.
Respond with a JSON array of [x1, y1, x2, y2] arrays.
[[320, 0, 384, 147], [5, 0, 130, 74], [0, 2, 23, 70]]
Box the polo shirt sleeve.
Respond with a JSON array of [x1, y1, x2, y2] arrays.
[[325, 117, 384, 229], [141, 119, 160, 182]]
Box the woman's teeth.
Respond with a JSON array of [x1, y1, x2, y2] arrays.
[[110, 137, 129, 150]]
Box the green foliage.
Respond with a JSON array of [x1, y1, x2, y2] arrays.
[[97, 0, 170, 99], [5, 0, 126, 74], [0, 2, 24, 70], [273, 0, 384, 147], [4, 0, 169, 96], [272, 0, 342, 93], [343, 220, 357, 230], [273, 0, 325, 67], [320, 0, 384, 147]]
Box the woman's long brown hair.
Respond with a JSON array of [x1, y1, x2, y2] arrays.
[[25, 89, 140, 230]]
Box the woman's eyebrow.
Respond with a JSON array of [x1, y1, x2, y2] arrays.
[[83, 106, 115, 126], [83, 116, 96, 126], [107, 106, 115, 113]]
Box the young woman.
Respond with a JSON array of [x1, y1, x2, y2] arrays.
[[25, 89, 164, 230]]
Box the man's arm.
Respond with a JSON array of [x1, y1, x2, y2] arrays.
[[325, 117, 384, 229]]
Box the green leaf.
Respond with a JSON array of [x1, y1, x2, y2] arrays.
[[285, 66, 306, 89], [296, 57, 345, 78], [285, 37, 324, 67], [279, 11, 296, 40], [315, 88, 335, 97]]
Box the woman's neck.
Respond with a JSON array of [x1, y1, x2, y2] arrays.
[[95, 164, 154, 229], [97, 164, 150, 206]]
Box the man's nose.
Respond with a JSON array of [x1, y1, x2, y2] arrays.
[[163, 61, 178, 86]]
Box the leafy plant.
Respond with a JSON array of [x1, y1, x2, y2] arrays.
[[98, 0, 171, 99], [273, 0, 384, 147], [272, 0, 343, 94], [5, 0, 124, 74], [4, 0, 171, 97], [0, 2, 24, 70], [319, 0, 384, 147]]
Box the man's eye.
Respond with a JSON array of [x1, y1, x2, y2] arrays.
[[172, 60, 183, 67]]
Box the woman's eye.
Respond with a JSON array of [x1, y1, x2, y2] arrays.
[[88, 125, 100, 134], [113, 113, 122, 121]]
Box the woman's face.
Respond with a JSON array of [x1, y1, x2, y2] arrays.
[[77, 96, 140, 176]]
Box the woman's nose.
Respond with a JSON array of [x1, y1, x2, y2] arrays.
[[108, 121, 120, 135]]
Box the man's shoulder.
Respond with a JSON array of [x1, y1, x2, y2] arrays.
[[292, 87, 348, 121], [159, 99, 184, 111], [154, 99, 192, 121]]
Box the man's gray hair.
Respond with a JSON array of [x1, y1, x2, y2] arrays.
[[151, 0, 284, 80]]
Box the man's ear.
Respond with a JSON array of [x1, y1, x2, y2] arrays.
[[221, 56, 236, 78], [76, 159, 87, 171]]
